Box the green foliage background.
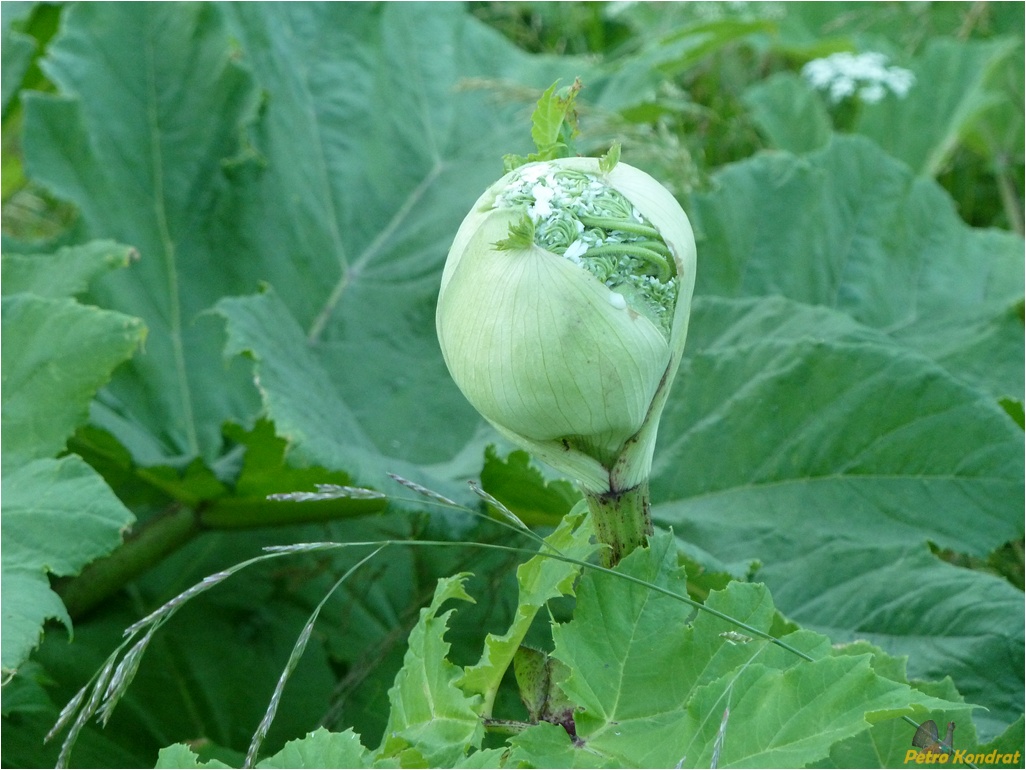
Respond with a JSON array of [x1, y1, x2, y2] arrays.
[[1, 2, 1022, 768]]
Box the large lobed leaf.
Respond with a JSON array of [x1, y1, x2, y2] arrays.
[[20, 1, 580, 482], [652, 296, 1023, 735], [1, 458, 132, 670], [510, 532, 959, 769], [1, 243, 144, 672], [2, 243, 145, 467], [210, 3, 575, 482], [768, 542, 1024, 742], [23, 2, 262, 464], [257, 727, 370, 769], [458, 504, 599, 712], [376, 574, 483, 767], [661, 127, 1023, 738], [687, 135, 1023, 400], [656, 296, 1021, 557]]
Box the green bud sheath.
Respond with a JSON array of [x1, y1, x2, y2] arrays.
[[440, 206, 668, 459], [437, 157, 696, 504]]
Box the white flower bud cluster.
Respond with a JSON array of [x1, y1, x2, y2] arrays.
[[802, 51, 915, 104], [493, 162, 679, 334]]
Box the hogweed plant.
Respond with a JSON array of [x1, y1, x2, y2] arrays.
[[48, 83, 973, 770], [437, 82, 697, 566]]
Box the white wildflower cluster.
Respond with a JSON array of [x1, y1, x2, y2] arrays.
[[801, 51, 915, 104], [494, 162, 678, 332]]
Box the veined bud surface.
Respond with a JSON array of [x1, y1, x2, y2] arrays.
[[436, 156, 696, 494]]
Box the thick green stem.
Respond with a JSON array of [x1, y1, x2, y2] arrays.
[[55, 505, 201, 619], [55, 495, 388, 619], [583, 482, 652, 567]]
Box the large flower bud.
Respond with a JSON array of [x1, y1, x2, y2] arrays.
[[437, 156, 696, 494]]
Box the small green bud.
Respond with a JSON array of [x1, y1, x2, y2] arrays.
[[436, 157, 696, 494]]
